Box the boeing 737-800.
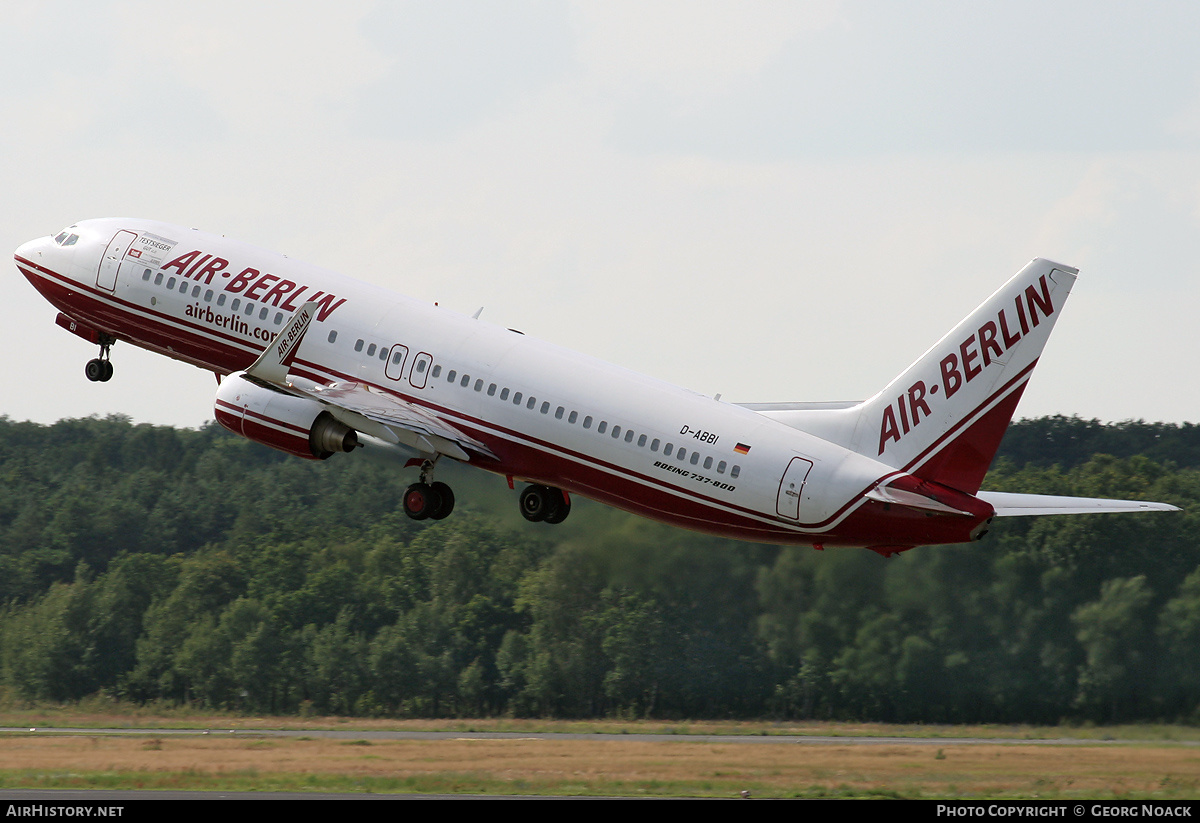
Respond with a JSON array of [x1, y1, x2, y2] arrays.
[[14, 219, 1177, 555]]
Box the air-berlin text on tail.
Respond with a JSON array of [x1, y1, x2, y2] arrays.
[[160, 249, 346, 321], [878, 275, 1056, 456]]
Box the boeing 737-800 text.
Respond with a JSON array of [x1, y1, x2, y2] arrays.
[[14, 219, 1177, 555]]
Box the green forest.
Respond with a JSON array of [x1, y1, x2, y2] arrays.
[[0, 413, 1197, 724]]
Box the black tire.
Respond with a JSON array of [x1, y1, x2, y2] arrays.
[[100, 361, 114, 382], [519, 485, 549, 522], [403, 482, 435, 520], [85, 359, 105, 382], [429, 481, 455, 520], [543, 490, 571, 524]]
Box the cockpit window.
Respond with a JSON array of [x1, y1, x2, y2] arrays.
[[53, 230, 79, 246]]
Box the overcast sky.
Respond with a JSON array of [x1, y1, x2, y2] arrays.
[[5, 1, 1200, 428]]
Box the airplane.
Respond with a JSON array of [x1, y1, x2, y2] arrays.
[[14, 218, 1178, 556]]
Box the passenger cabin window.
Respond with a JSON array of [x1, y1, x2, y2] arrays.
[[154, 273, 164, 286], [328, 330, 338, 343], [432, 365, 442, 378], [141, 269, 151, 281], [526, 396, 536, 409], [355, 339, 365, 353]]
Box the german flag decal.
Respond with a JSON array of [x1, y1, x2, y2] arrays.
[[734, 443, 751, 454]]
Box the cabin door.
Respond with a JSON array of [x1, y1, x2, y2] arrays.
[[776, 456, 814, 519], [96, 230, 137, 291]]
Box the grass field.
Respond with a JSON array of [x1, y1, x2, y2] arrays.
[[0, 705, 1198, 798]]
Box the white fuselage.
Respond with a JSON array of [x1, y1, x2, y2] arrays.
[[15, 218, 993, 548]]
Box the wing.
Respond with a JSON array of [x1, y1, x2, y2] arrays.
[[244, 302, 496, 463]]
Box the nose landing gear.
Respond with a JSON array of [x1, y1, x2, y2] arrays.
[[85, 335, 117, 382]]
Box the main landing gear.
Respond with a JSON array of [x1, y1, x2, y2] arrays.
[[401, 459, 572, 527], [519, 484, 571, 524], [402, 459, 455, 521], [84, 334, 117, 383]]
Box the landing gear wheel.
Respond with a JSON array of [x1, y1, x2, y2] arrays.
[[519, 485, 570, 524], [519, 485, 550, 522], [404, 481, 455, 521], [429, 481, 455, 520], [403, 482, 436, 520], [85, 334, 116, 383], [85, 359, 113, 383], [544, 490, 571, 524]]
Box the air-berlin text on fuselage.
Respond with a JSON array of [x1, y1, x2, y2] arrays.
[[877, 274, 1055, 456], [159, 249, 346, 322]]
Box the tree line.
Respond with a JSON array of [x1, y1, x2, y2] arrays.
[[0, 413, 1196, 722]]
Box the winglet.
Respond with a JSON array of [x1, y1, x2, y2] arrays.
[[246, 301, 318, 385]]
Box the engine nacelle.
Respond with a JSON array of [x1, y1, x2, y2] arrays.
[[214, 372, 359, 459]]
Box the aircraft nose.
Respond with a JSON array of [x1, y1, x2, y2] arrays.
[[14, 235, 50, 265]]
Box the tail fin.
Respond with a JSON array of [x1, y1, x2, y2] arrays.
[[859, 258, 1076, 492], [753, 259, 1077, 494]]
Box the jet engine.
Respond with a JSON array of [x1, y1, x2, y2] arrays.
[[214, 372, 358, 459]]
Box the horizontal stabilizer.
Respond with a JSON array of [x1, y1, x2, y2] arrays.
[[977, 491, 1180, 517]]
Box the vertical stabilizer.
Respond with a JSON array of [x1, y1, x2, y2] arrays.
[[852, 258, 1077, 492]]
